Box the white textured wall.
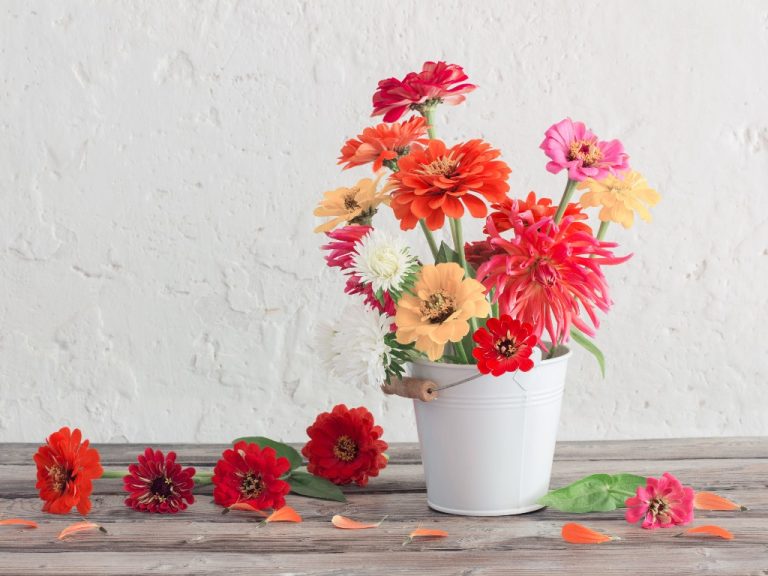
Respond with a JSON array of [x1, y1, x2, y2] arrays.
[[1, 0, 766, 443]]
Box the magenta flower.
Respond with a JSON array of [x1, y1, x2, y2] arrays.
[[625, 473, 695, 529], [540, 118, 629, 181], [372, 61, 477, 122]]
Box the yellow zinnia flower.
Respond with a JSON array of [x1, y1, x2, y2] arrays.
[[395, 263, 490, 361], [313, 174, 390, 233], [578, 170, 660, 229]]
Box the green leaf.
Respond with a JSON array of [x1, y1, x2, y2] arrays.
[[538, 473, 646, 512], [232, 436, 303, 471], [435, 241, 461, 265], [288, 470, 346, 502], [570, 327, 606, 377]]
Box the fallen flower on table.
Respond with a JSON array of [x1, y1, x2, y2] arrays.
[[57, 521, 107, 540], [403, 528, 449, 546], [561, 522, 618, 544], [266, 506, 302, 523], [223, 502, 269, 517], [331, 514, 386, 530], [625, 472, 694, 529], [680, 525, 734, 540], [693, 492, 747, 511], [123, 448, 196, 514], [0, 519, 38, 529]]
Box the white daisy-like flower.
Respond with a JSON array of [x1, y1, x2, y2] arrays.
[[318, 296, 392, 387], [351, 229, 418, 295]]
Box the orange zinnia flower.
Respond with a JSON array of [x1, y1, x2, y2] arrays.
[[33, 427, 103, 515], [338, 117, 428, 172], [389, 139, 511, 231], [313, 174, 390, 233]]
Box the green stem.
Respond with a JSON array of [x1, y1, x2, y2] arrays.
[[100, 469, 126, 479], [553, 179, 578, 225], [419, 219, 439, 261], [596, 221, 610, 240], [424, 106, 437, 139], [452, 340, 469, 364], [450, 218, 470, 277]]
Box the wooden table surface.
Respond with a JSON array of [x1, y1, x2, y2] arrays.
[[0, 438, 766, 575]]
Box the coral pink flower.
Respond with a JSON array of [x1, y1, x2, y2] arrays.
[[372, 61, 477, 122], [338, 117, 428, 172], [472, 315, 538, 375], [476, 217, 630, 347], [625, 473, 695, 529], [540, 118, 629, 182], [123, 448, 195, 513], [488, 191, 591, 235]]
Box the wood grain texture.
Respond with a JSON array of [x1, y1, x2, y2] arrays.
[[1, 439, 766, 575]]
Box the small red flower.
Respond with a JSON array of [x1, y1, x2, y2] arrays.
[[302, 404, 388, 487], [33, 427, 103, 515], [472, 315, 538, 375], [123, 448, 196, 513], [372, 61, 477, 122], [212, 441, 291, 510], [625, 473, 694, 529]]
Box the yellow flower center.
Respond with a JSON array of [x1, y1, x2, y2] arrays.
[[420, 289, 457, 324], [648, 496, 671, 524], [240, 472, 265, 499], [333, 435, 358, 462], [568, 139, 602, 166], [148, 476, 174, 503], [419, 156, 459, 178], [495, 334, 519, 358], [47, 465, 72, 494]]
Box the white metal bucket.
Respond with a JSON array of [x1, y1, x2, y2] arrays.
[[411, 349, 570, 516]]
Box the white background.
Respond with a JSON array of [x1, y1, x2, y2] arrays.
[[1, 1, 766, 442]]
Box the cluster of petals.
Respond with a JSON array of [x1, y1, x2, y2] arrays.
[[540, 118, 629, 182], [338, 117, 428, 172], [389, 139, 511, 231], [578, 170, 661, 229], [372, 61, 476, 122], [625, 473, 695, 529]]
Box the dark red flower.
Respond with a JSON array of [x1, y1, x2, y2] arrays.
[[302, 404, 388, 487], [123, 448, 196, 513], [464, 239, 500, 272], [33, 427, 103, 515], [372, 61, 477, 122], [212, 441, 291, 510], [472, 316, 538, 376]]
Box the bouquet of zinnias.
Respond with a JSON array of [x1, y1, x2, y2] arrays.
[[315, 61, 659, 386]]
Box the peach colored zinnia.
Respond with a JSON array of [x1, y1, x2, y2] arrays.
[[313, 175, 390, 233], [578, 170, 661, 229], [338, 117, 428, 172]]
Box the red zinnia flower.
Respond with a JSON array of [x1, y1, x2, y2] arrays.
[[390, 139, 512, 231], [33, 427, 103, 515], [123, 448, 196, 513], [477, 217, 630, 347], [339, 117, 428, 172], [302, 404, 387, 487], [488, 191, 591, 235], [472, 316, 538, 375], [212, 441, 291, 510], [372, 61, 477, 122]]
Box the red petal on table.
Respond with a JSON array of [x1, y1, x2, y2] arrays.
[[57, 522, 105, 540], [226, 503, 269, 517], [561, 522, 616, 544], [331, 515, 385, 529], [683, 525, 734, 540], [0, 519, 38, 528], [694, 492, 747, 511], [266, 506, 302, 523]]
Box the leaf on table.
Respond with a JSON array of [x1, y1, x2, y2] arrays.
[[403, 528, 448, 545], [266, 506, 302, 523], [231, 436, 303, 471], [288, 470, 346, 502], [694, 492, 747, 511], [539, 473, 646, 512], [223, 502, 269, 517], [57, 522, 107, 540], [0, 519, 38, 529], [561, 522, 617, 544], [681, 525, 734, 540], [331, 515, 386, 530]]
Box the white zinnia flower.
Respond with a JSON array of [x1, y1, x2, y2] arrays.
[[318, 296, 392, 387], [351, 229, 418, 294]]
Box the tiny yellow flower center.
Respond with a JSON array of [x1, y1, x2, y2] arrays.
[[420, 289, 457, 324], [333, 435, 358, 462], [344, 190, 360, 212], [495, 334, 519, 358], [240, 472, 265, 499], [148, 476, 174, 503], [648, 496, 671, 523], [47, 465, 73, 494], [568, 139, 602, 166], [420, 156, 459, 178]]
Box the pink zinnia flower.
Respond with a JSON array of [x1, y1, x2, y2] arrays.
[[625, 473, 695, 529], [476, 217, 630, 347], [372, 61, 477, 122], [540, 118, 629, 181]]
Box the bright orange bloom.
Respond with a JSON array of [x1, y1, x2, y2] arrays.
[[338, 117, 428, 172], [33, 427, 103, 515], [389, 139, 511, 230]]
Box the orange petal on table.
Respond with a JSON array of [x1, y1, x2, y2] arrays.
[[0, 519, 38, 529], [561, 522, 616, 544], [403, 527, 449, 545], [225, 503, 269, 517], [694, 492, 747, 511], [682, 525, 734, 540], [57, 522, 106, 540], [266, 506, 302, 523], [331, 515, 386, 530]]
